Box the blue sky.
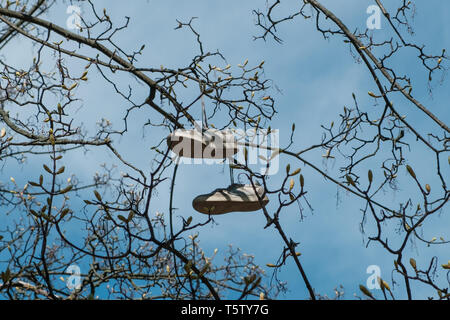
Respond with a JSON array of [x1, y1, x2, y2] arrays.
[[1, 0, 449, 299]]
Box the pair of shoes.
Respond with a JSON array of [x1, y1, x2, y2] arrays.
[[167, 128, 269, 215], [192, 184, 269, 215], [167, 128, 238, 159]]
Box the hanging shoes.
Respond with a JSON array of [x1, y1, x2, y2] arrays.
[[167, 97, 266, 216], [192, 184, 269, 215], [167, 128, 238, 159]]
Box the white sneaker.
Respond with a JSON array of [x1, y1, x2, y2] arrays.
[[167, 128, 238, 159], [192, 184, 269, 215]]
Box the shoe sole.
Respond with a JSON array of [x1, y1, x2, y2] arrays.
[[192, 197, 269, 215]]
